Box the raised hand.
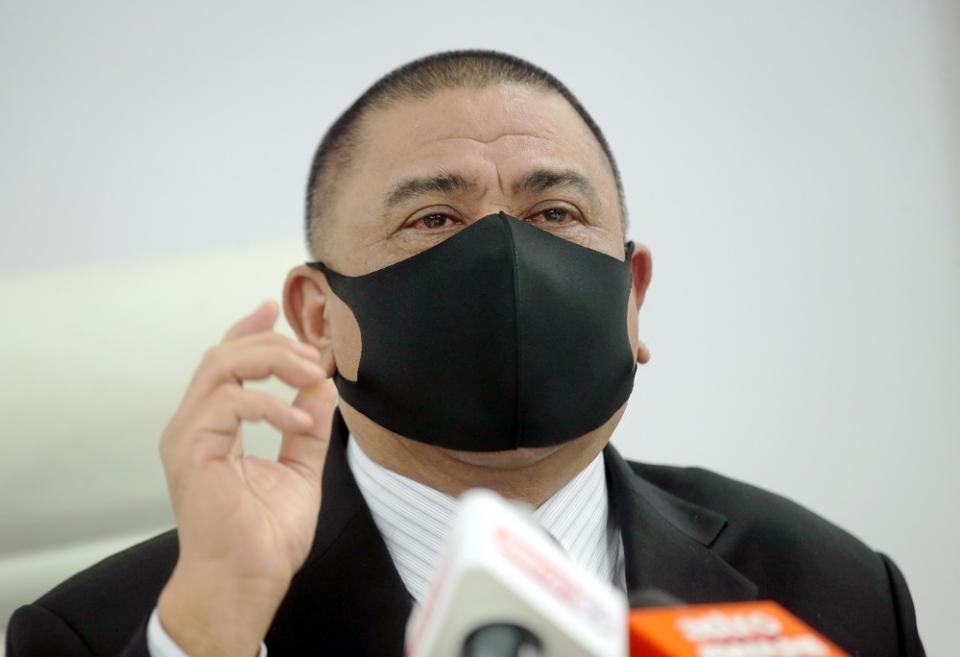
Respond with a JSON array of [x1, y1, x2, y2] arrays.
[[156, 300, 338, 657]]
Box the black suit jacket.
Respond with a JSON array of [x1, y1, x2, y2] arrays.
[[7, 408, 925, 656]]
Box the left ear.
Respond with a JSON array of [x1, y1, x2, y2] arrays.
[[626, 243, 653, 364]]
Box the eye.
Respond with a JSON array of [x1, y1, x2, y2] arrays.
[[410, 213, 462, 230], [526, 206, 580, 225]]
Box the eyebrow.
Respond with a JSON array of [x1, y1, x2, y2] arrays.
[[382, 167, 600, 210], [383, 171, 476, 208], [512, 168, 599, 203]]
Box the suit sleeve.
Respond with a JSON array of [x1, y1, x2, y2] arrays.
[[6, 603, 151, 657], [879, 553, 926, 657]]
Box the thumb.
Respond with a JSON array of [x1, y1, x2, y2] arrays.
[[277, 379, 339, 485]]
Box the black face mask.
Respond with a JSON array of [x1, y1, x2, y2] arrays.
[[306, 211, 637, 452]]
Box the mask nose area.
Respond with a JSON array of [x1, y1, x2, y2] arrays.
[[503, 217, 638, 443]]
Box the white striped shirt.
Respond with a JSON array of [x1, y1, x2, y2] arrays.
[[347, 436, 627, 602]]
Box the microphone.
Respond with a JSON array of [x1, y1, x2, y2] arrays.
[[404, 489, 628, 657], [628, 594, 851, 657]]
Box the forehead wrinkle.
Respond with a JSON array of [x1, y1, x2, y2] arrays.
[[422, 131, 547, 146]]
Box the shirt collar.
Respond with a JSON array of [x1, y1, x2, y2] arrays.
[[346, 435, 624, 602]]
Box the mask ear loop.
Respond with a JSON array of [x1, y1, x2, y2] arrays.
[[624, 241, 636, 260]]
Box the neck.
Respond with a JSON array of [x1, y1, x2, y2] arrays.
[[339, 399, 625, 507]]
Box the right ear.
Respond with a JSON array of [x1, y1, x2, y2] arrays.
[[283, 265, 336, 378]]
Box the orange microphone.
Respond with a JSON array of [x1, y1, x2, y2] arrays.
[[628, 597, 850, 657]]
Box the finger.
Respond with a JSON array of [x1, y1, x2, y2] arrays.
[[185, 343, 326, 408], [238, 331, 322, 361], [216, 330, 322, 363], [221, 300, 280, 343], [178, 386, 316, 464], [278, 379, 339, 485]]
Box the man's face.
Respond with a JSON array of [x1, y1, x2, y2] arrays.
[[285, 82, 651, 470]]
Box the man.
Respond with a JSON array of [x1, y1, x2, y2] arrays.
[[6, 50, 924, 657]]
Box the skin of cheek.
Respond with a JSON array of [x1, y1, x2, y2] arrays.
[[323, 285, 363, 382], [627, 286, 640, 358]]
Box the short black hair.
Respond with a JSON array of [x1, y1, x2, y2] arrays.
[[304, 49, 626, 256]]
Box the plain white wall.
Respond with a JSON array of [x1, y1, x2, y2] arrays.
[[1, 1, 957, 653]]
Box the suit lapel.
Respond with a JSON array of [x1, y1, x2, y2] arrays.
[[266, 407, 413, 656], [603, 444, 759, 604]]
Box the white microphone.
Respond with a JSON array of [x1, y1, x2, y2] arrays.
[[404, 489, 628, 657]]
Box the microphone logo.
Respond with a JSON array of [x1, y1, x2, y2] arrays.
[[629, 602, 847, 657], [676, 611, 782, 642], [493, 525, 618, 633]]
